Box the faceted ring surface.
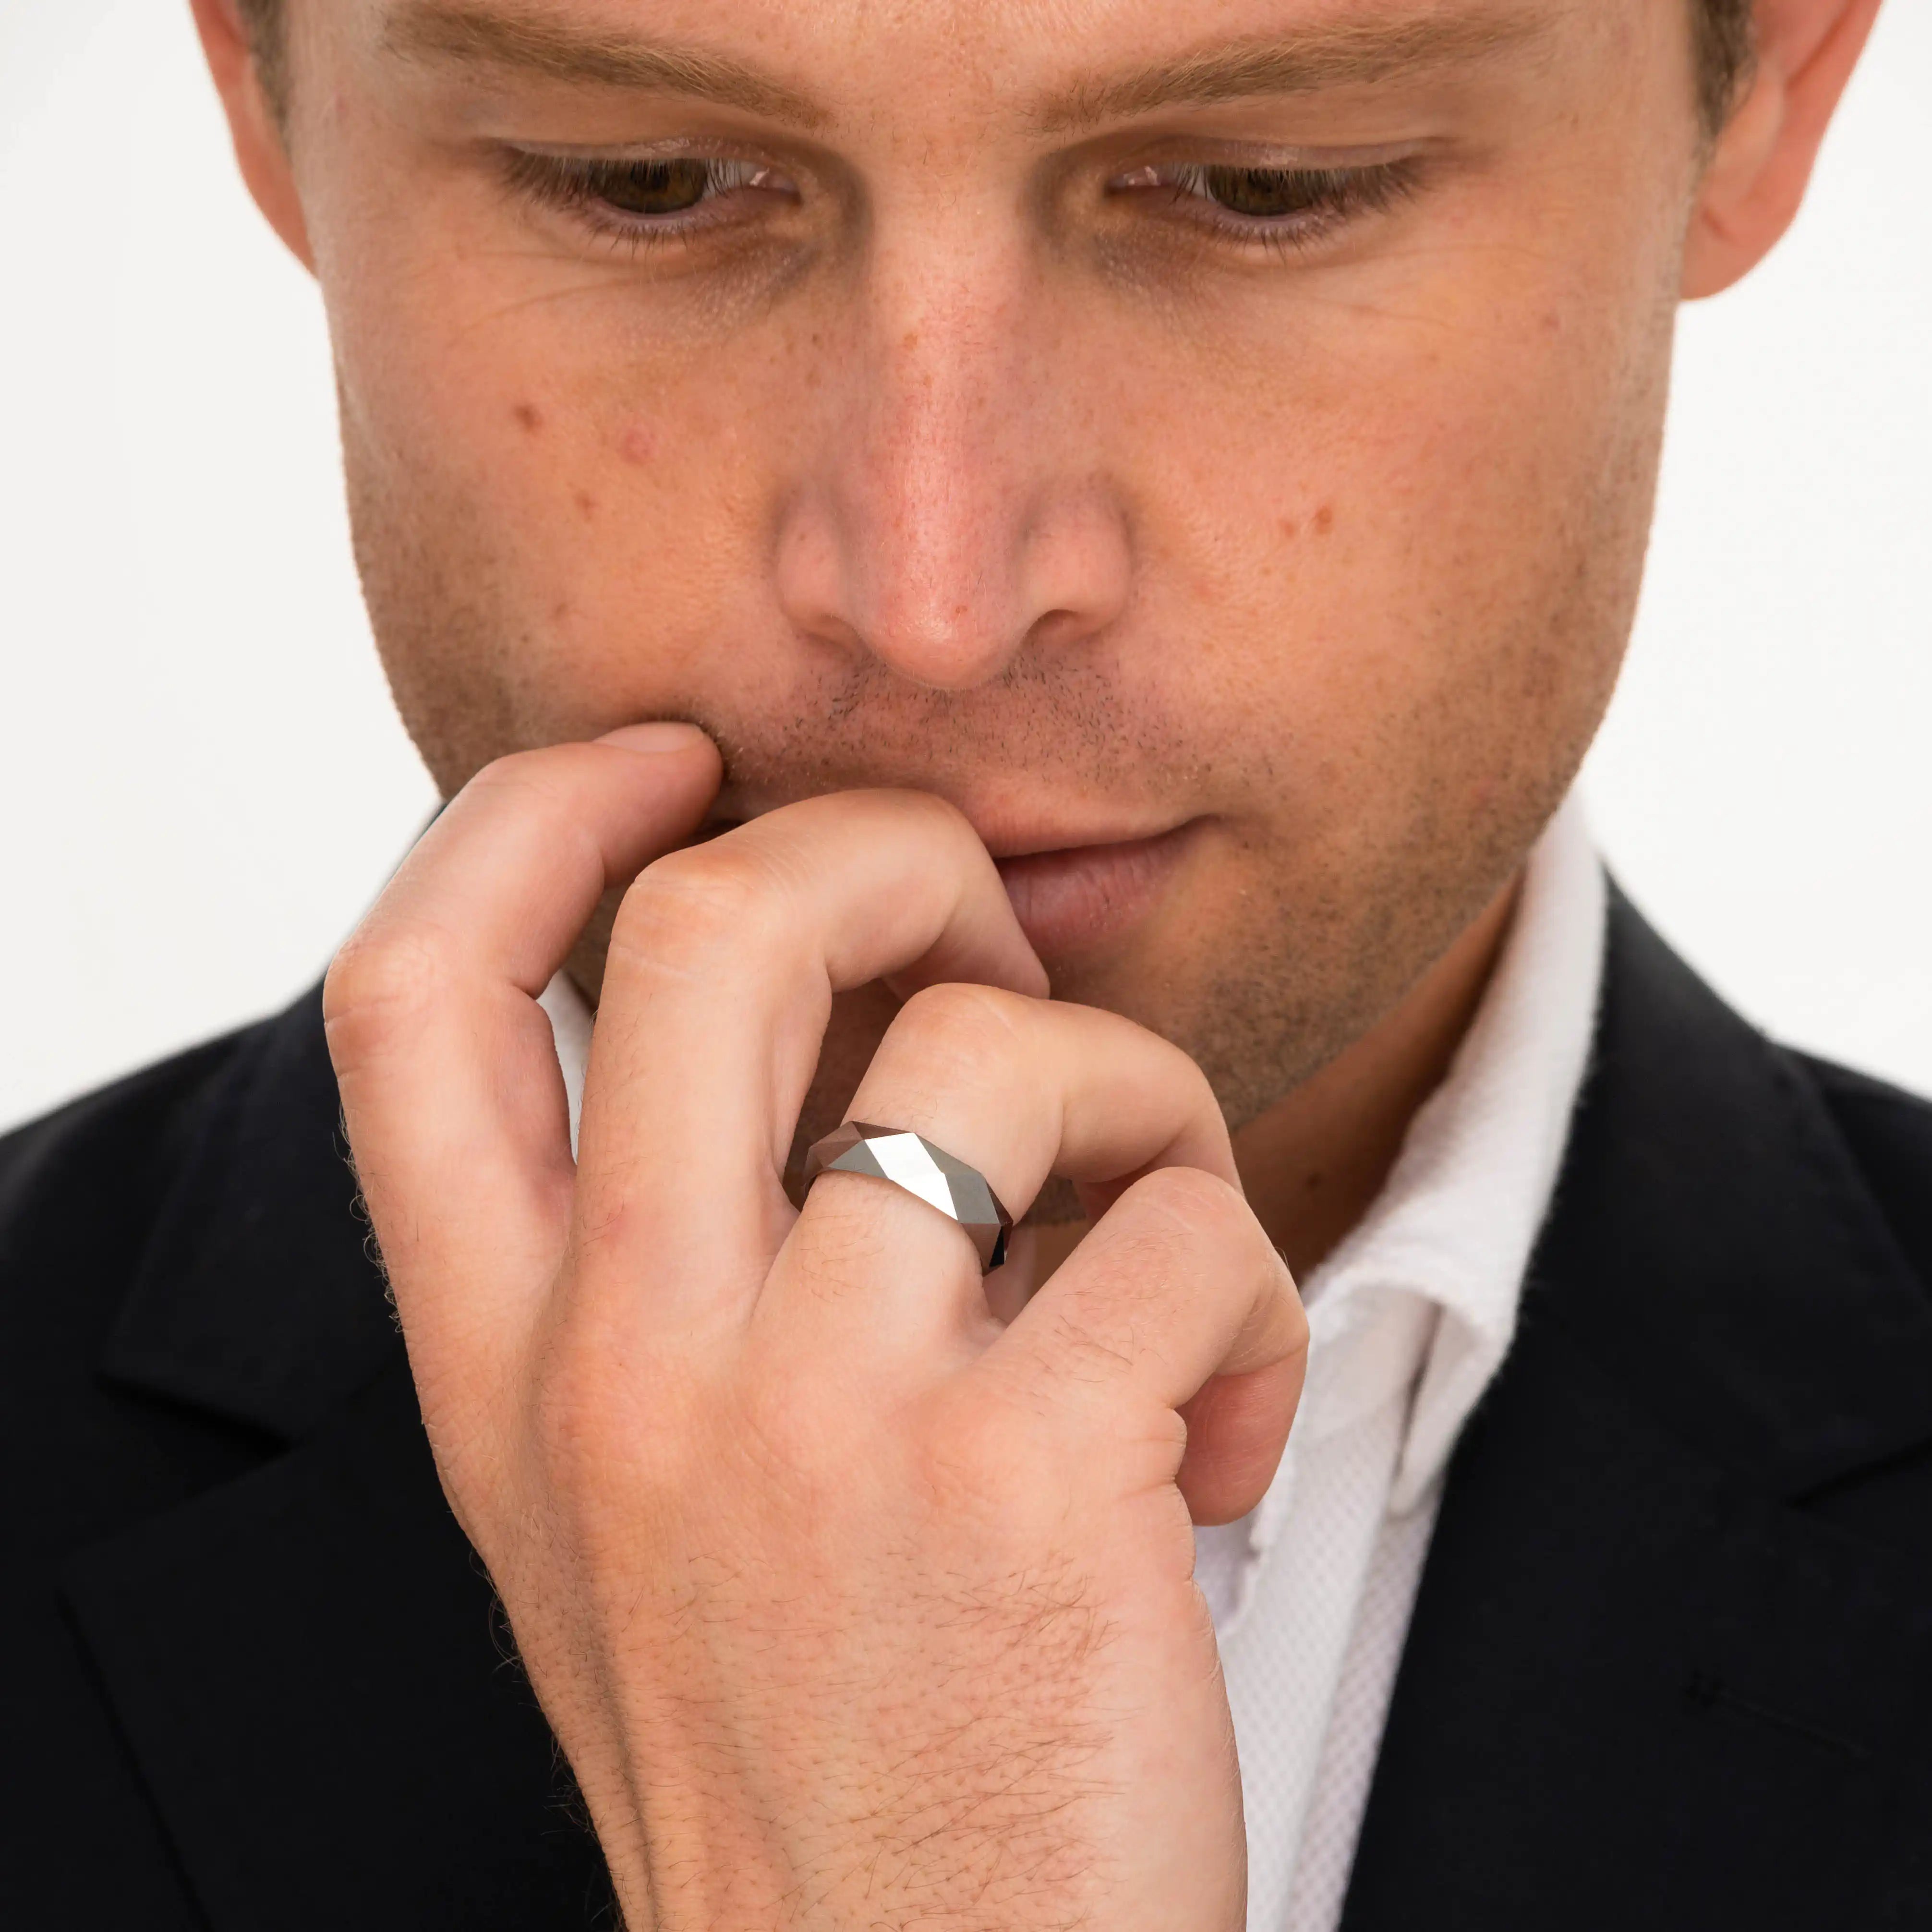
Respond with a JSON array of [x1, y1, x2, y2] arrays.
[[801, 1122, 1015, 1274]]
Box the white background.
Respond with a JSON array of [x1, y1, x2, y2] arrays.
[[2, 1, 1928, 1133]]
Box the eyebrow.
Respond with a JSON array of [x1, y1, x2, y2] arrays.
[[383, 1, 1543, 141], [382, 0, 830, 129], [1032, 10, 1550, 134]]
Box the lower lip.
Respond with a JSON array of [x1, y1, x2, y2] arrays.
[[994, 824, 1195, 958]]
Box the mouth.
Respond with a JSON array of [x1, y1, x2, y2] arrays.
[[691, 806, 1200, 962], [991, 821, 1199, 960]]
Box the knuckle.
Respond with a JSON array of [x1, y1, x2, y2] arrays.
[[324, 925, 458, 1052], [1117, 1163, 1251, 1249], [885, 982, 1027, 1086], [1111, 1171, 1305, 1362], [1083, 1168, 1274, 1317], [613, 843, 790, 971]]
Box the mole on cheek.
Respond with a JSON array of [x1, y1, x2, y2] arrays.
[[575, 491, 597, 521], [513, 403, 543, 434], [1313, 505, 1336, 536]]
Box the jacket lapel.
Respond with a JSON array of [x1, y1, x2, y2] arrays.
[[1340, 892, 1932, 1930], [60, 993, 608, 1930], [94, 985, 395, 1440]]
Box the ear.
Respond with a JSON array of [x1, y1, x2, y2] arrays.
[[188, 0, 316, 273], [1682, 0, 1884, 299]]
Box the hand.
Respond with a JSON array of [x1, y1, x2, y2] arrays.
[[325, 724, 1308, 1931]]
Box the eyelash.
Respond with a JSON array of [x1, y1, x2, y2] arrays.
[[1117, 160, 1423, 254], [500, 147, 1421, 259], [501, 150, 795, 252]]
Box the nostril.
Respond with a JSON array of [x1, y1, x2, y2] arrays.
[[1027, 604, 1113, 652]]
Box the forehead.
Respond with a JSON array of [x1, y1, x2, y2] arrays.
[[357, 0, 1585, 133]]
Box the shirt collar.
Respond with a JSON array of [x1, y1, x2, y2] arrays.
[[1298, 793, 1606, 1514]]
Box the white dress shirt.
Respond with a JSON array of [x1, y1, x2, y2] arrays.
[[538, 794, 1606, 1932]]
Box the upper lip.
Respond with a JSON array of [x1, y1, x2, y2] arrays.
[[983, 824, 1189, 863]]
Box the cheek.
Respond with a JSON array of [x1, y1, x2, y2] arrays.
[[330, 262, 819, 730], [1113, 216, 1671, 814]]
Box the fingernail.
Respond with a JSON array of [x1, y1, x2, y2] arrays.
[[597, 721, 714, 756]]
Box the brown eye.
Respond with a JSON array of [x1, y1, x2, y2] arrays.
[[1198, 167, 1343, 218], [586, 159, 713, 216]]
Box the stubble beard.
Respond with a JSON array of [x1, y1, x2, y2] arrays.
[[340, 367, 1656, 1189]]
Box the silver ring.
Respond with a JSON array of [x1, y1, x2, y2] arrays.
[[802, 1122, 1014, 1273]]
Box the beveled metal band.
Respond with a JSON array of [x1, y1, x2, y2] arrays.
[[802, 1121, 1014, 1273]]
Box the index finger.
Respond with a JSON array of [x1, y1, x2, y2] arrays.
[[325, 727, 722, 1366]]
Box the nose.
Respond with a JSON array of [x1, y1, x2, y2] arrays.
[[774, 236, 1133, 691]]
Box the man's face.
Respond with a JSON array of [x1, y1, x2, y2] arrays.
[[281, 0, 1701, 1128]]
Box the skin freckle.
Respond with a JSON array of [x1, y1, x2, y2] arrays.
[[513, 403, 543, 434], [1312, 506, 1336, 536]]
